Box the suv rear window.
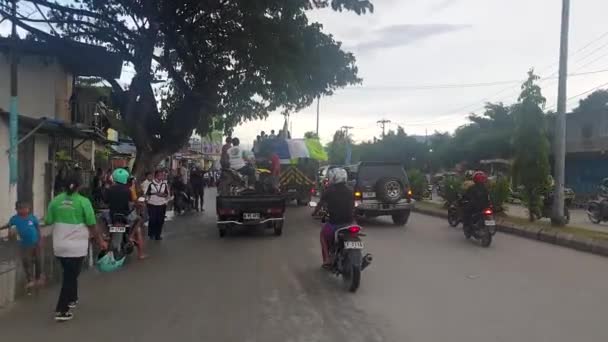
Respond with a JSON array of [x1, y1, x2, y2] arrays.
[[356, 164, 408, 187]]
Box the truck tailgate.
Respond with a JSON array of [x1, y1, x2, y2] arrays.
[[216, 195, 286, 213]]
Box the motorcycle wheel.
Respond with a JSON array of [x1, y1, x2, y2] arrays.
[[447, 209, 459, 227], [480, 227, 492, 248], [588, 203, 601, 224], [342, 250, 362, 292], [463, 225, 472, 239]]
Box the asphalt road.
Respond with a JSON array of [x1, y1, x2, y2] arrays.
[[2, 191, 608, 342]]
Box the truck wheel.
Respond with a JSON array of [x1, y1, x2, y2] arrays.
[[392, 210, 410, 226], [218, 224, 227, 238], [273, 221, 283, 236]]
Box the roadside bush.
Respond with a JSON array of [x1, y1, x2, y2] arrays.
[[440, 176, 463, 206], [488, 177, 510, 213], [407, 169, 428, 201]]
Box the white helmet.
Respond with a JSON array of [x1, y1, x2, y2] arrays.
[[327, 168, 348, 185]]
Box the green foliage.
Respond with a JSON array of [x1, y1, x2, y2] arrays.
[[327, 130, 352, 165], [572, 89, 608, 115], [407, 169, 428, 201], [440, 176, 464, 206], [512, 69, 550, 220], [7, 0, 372, 172], [488, 177, 510, 212]]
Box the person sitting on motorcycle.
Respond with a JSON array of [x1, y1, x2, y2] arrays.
[[462, 171, 491, 229], [462, 170, 475, 192], [127, 197, 149, 260], [103, 168, 136, 233], [317, 168, 354, 268]]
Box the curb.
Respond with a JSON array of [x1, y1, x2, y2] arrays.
[[413, 206, 608, 258]]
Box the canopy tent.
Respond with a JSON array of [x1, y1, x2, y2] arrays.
[[259, 138, 327, 162]]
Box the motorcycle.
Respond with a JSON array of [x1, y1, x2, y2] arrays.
[[447, 197, 464, 227], [107, 213, 135, 260], [174, 190, 194, 214], [310, 202, 373, 292], [534, 192, 570, 224], [587, 197, 608, 224], [463, 207, 496, 248]]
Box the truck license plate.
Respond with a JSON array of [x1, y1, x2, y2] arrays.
[[109, 226, 126, 233], [344, 241, 364, 249], [244, 213, 260, 220], [363, 192, 375, 198]]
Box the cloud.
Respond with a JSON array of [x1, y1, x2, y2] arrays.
[[353, 23, 471, 51], [428, 0, 460, 14]]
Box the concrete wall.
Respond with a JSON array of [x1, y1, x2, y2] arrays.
[[0, 122, 17, 224], [0, 54, 71, 222], [0, 54, 71, 118]]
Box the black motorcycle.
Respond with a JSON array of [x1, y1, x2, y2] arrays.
[[587, 198, 608, 224], [532, 192, 570, 224], [463, 207, 496, 248], [447, 197, 464, 227], [311, 202, 372, 292], [107, 213, 135, 260]]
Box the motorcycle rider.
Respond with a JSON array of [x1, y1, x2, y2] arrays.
[[462, 171, 491, 230], [317, 168, 354, 268], [104, 168, 135, 228]]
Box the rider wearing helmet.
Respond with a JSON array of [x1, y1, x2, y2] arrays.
[[318, 168, 354, 268], [104, 168, 135, 226], [462, 171, 491, 229], [462, 170, 475, 191]]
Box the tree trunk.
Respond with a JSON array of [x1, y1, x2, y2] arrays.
[[132, 149, 168, 181]]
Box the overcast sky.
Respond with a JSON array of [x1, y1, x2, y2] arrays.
[[232, 0, 608, 144], [2, 0, 607, 146]]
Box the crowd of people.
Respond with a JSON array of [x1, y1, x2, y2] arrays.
[[2, 160, 222, 322]]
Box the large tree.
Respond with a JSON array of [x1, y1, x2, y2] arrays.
[[511, 69, 550, 220], [1, 0, 372, 176], [573, 89, 608, 115]]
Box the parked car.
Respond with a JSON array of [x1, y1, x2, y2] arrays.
[[349, 162, 414, 226]]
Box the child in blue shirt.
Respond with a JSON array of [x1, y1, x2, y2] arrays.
[[1, 201, 43, 289]]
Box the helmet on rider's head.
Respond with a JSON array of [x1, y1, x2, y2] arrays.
[[96, 250, 125, 273], [327, 168, 348, 185], [464, 170, 475, 181], [473, 171, 487, 184], [112, 168, 130, 185]]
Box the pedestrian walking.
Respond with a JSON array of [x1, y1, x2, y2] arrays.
[[190, 168, 205, 212], [145, 170, 170, 240], [46, 174, 107, 322], [1, 201, 44, 291]]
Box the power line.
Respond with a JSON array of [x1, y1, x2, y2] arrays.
[[546, 80, 608, 111], [343, 69, 608, 92]]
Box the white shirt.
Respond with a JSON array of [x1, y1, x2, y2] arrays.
[[146, 180, 169, 206], [141, 179, 152, 195], [228, 146, 246, 170]]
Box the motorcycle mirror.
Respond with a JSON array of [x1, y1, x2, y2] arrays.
[[309, 201, 318, 207]]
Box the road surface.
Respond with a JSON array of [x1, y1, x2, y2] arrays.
[[2, 190, 608, 342]]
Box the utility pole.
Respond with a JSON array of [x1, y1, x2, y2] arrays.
[[341, 125, 353, 137], [552, 0, 570, 226], [377, 119, 391, 138], [9, 0, 19, 186], [316, 96, 320, 137]]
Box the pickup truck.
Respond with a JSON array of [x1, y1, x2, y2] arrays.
[[216, 189, 286, 238]]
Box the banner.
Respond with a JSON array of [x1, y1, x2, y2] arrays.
[[201, 131, 223, 156]]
